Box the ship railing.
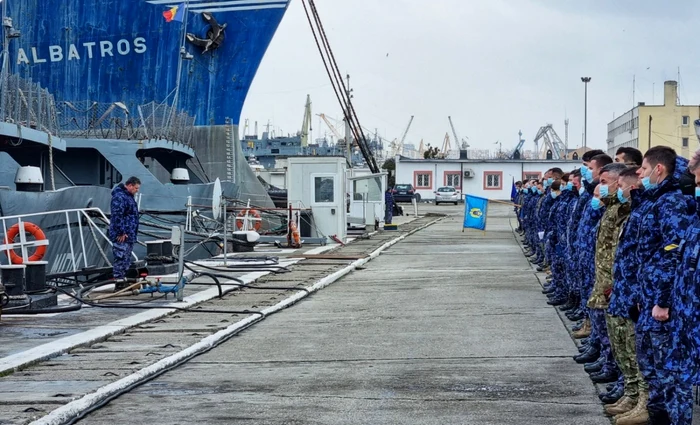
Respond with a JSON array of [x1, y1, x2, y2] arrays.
[[0, 207, 133, 275], [1, 74, 61, 136], [56, 100, 196, 145]]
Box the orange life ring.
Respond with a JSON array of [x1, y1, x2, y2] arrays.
[[4, 222, 47, 264], [235, 209, 262, 231]]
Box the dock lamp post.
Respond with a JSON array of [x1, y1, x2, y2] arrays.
[[581, 77, 591, 149]]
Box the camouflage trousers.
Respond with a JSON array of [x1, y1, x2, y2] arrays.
[[636, 328, 676, 417], [112, 241, 133, 279], [606, 314, 647, 397], [590, 309, 616, 372]]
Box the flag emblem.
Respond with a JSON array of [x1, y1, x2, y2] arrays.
[[163, 3, 186, 22], [469, 208, 483, 219]]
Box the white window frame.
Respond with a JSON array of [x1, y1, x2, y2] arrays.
[[311, 173, 336, 205], [416, 173, 431, 188]]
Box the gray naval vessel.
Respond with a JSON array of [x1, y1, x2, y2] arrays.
[[0, 76, 272, 279]]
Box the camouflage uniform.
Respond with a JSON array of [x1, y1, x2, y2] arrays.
[[608, 188, 651, 400], [561, 189, 580, 299], [109, 183, 140, 279], [532, 192, 548, 262], [538, 188, 555, 265], [635, 177, 694, 419], [587, 194, 623, 375], [547, 190, 575, 299], [567, 189, 590, 304], [667, 215, 700, 425], [574, 185, 605, 306]]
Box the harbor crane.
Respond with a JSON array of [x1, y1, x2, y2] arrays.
[[440, 133, 451, 157], [448, 116, 469, 159], [300, 95, 312, 147], [390, 115, 414, 157], [317, 113, 343, 143], [532, 124, 567, 159]]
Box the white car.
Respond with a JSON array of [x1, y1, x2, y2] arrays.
[[434, 186, 460, 205]]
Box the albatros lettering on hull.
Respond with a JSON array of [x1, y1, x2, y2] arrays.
[[16, 38, 148, 65]]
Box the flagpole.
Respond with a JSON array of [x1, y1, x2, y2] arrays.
[[168, 1, 189, 130]]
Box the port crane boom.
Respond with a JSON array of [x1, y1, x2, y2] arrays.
[[391, 115, 414, 157]]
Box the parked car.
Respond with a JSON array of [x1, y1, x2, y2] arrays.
[[434, 186, 460, 205], [392, 184, 421, 203]]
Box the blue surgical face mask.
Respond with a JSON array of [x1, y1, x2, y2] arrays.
[[566, 182, 574, 191], [537, 189, 544, 195], [695, 187, 700, 199], [547, 177, 554, 185], [590, 197, 602, 210], [579, 186, 585, 196], [617, 188, 628, 204], [580, 165, 592, 181], [599, 184, 609, 198], [550, 192, 558, 199], [531, 186, 537, 194], [641, 176, 657, 191]]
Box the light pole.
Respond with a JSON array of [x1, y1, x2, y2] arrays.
[[581, 77, 591, 149]]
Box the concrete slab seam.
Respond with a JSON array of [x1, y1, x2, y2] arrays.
[[29, 217, 442, 425]]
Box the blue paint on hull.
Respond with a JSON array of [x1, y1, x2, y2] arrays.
[[7, 0, 289, 126]]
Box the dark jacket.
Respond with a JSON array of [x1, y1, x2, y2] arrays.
[[609, 188, 650, 318], [668, 214, 700, 378], [635, 177, 694, 332], [109, 184, 140, 243]]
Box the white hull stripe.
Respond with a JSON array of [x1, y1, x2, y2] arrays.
[[187, 4, 287, 12], [146, 0, 288, 8]]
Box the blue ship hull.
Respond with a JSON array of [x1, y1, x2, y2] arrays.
[[7, 0, 289, 127]]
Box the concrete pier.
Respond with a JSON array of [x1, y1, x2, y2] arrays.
[[74, 204, 608, 425]]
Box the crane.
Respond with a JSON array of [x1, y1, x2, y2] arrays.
[[448, 116, 469, 149], [317, 113, 343, 143], [532, 124, 567, 159], [440, 132, 451, 157], [300, 95, 312, 147], [391, 115, 414, 157]]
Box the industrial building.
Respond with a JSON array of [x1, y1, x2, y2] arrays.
[[394, 155, 579, 201], [607, 80, 699, 157]]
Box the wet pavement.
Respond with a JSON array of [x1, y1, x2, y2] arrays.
[[70, 204, 609, 425]]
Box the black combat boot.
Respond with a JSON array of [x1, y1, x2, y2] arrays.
[[598, 383, 624, 404], [583, 357, 605, 373], [573, 345, 599, 363]]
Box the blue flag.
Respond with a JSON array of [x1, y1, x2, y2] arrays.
[[463, 194, 488, 230]]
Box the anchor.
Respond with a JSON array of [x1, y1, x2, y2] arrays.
[[186, 12, 227, 53]]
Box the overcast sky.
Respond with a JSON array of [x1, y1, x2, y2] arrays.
[[240, 0, 699, 154]]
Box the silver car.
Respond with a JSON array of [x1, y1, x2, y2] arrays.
[[434, 186, 460, 205]]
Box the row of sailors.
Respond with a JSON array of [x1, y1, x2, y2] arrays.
[[515, 146, 699, 425]]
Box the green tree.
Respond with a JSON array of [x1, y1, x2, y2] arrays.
[[382, 158, 396, 187]]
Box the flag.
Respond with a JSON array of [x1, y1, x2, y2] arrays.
[[163, 3, 186, 22], [510, 177, 518, 204], [463, 194, 488, 231]]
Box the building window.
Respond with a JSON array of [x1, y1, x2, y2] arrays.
[[444, 172, 460, 188], [483, 171, 503, 190], [523, 172, 541, 181], [313, 176, 335, 203], [683, 116, 690, 126], [683, 137, 689, 147], [414, 171, 432, 189]]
